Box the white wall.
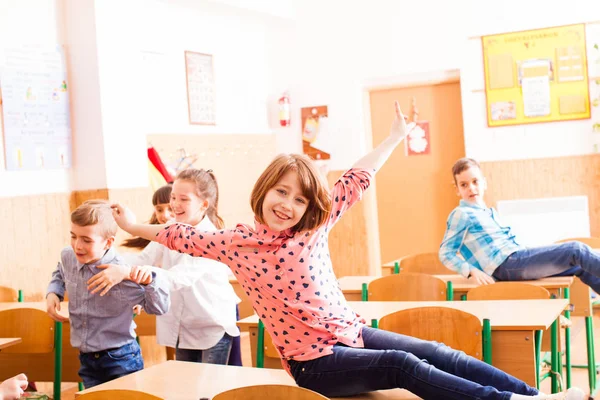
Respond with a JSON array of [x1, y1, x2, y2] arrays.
[[0, 0, 73, 196], [92, 0, 295, 188], [460, 0, 600, 162], [279, 0, 473, 170]]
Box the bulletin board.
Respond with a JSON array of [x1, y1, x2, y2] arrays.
[[483, 23, 590, 127], [0, 46, 72, 170], [184, 51, 216, 125]]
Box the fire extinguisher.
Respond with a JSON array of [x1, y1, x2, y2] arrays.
[[279, 93, 291, 127]]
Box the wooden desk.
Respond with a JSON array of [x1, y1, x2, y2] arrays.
[[238, 299, 568, 388], [0, 337, 22, 350], [76, 360, 421, 400], [338, 275, 574, 301], [229, 276, 254, 319]]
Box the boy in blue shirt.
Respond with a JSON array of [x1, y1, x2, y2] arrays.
[[439, 157, 600, 292], [46, 200, 170, 388]]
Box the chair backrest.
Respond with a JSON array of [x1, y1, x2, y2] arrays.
[[0, 308, 54, 353], [555, 237, 600, 248], [379, 307, 483, 359], [368, 273, 446, 301], [0, 286, 18, 302], [78, 390, 163, 400], [212, 385, 329, 400], [467, 282, 550, 301], [398, 252, 454, 275]]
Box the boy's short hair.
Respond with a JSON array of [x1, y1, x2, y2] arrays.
[[452, 158, 481, 183], [71, 200, 117, 238], [250, 154, 332, 232]]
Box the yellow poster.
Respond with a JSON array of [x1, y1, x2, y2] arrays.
[[482, 24, 590, 127]]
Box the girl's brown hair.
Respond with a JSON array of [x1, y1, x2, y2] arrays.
[[122, 185, 172, 249], [250, 154, 331, 232], [175, 168, 225, 229]]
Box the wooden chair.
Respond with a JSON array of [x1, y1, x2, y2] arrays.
[[0, 286, 18, 302], [377, 307, 487, 361], [466, 282, 560, 390], [365, 273, 446, 301], [213, 385, 328, 400], [393, 252, 455, 275], [78, 390, 163, 399], [555, 237, 600, 394], [466, 282, 551, 301], [0, 308, 62, 398]]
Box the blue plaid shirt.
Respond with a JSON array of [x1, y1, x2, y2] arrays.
[[439, 200, 523, 277]]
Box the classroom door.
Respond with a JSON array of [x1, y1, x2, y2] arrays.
[[369, 81, 465, 264]]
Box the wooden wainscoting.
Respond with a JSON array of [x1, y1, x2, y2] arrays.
[[481, 154, 600, 236]]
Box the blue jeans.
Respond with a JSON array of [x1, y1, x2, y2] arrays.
[[228, 305, 243, 366], [493, 242, 600, 292], [78, 341, 143, 389], [288, 327, 536, 399], [176, 333, 233, 364]]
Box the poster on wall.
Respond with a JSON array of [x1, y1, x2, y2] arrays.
[[482, 23, 590, 127], [185, 51, 216, 125], [0, 46, 72, 170], [301, 106, 330, 174]]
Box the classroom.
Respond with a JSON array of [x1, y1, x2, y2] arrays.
[[1, 0, 600, 399]]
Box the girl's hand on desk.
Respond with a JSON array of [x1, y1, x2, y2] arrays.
[[132, 305, 143, 316], [46, 293, 69, 322], [468, 268, 496, 285], [0, 373, 28, 400], [111, 202, 137, 232], [88, 264, 131, 296]]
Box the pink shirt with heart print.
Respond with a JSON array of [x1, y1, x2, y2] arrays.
[[156, 168, 373, 369]]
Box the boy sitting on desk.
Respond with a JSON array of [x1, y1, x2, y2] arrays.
[[439, 157, 600, 293], [46, 200, 170, 389]]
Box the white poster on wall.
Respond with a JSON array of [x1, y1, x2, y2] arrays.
[[0, 46, 72, 170], [522, 75, 551, 118]]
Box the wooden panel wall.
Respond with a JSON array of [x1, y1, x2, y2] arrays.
[[0, 193, 72, 300], [147, 134, 278, 228], [327, 170, 375, 277], [481, 154, 600, 237]]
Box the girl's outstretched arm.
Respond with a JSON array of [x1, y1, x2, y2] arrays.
[[111, 203, 166, 240], [352, 101, 415, 172]]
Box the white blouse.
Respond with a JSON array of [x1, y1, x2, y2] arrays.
[[124, 217, 240, 350]]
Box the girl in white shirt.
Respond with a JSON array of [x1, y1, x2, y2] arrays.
[[124, 169, 240, 364]]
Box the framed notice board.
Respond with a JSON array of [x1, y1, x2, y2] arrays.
[[482, 23, 590, 127], [184, 51, 216, 125]]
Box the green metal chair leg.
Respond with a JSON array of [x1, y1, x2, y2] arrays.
[[446, 281, 453, 301], [54, 321, 63, 400], [18, 289, 23, 302], [78, 382, 84, 391], [393, 262, 400, 274], [362, 283, 368, 301], [535, 330, 543, 389], [460, 294, 467, 301], [585, 316, 597, 393], [483, 319, 492, 365], [257, 319, 265, 368], [564, 287, 572, 389], [371, 318, 378, 329], [551, 319, 559, 394]]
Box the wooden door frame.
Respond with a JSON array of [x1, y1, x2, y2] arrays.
[[359, 69, 461, 275]]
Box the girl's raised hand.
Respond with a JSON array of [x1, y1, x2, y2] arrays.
[[389, 101, 416, 142], [111, 202, 137, 231]]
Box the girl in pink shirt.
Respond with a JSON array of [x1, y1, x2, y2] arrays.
[[110, 102, 582, 400]]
